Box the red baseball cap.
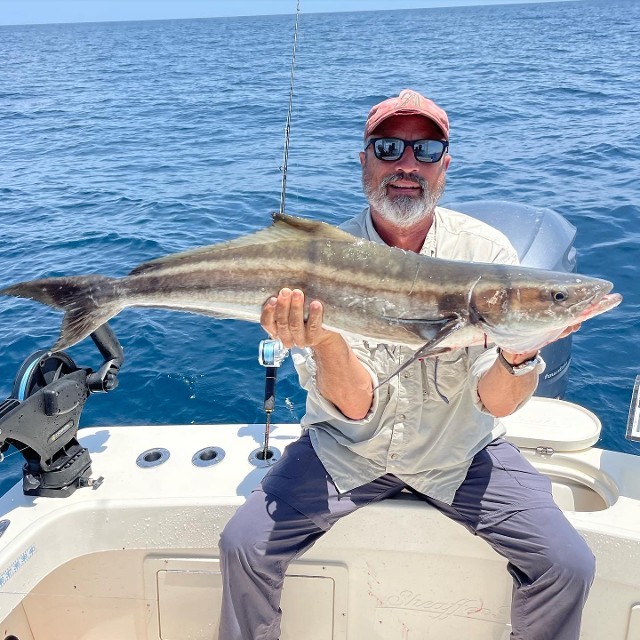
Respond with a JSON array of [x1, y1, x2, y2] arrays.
[[364, 89, 449, 140]]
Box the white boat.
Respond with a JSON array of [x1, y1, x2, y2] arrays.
[[1, 202, 638, 639], [1, 398, 640, 639]]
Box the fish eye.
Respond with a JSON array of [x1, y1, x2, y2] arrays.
[[552, 290, 569, 302]]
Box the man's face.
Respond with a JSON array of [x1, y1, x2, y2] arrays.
[[360, 114, 450, 227]]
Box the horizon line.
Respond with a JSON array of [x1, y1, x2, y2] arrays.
[[0, 0, 584, 28]]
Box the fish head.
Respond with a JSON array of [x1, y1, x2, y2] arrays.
[[469, 270, 622, 353]]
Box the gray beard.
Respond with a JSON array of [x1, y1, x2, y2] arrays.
[[363, 172, 445, 227]]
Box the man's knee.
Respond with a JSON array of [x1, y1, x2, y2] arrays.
[[507, 508, 596, 594], [557, 535, 596, 588], [219, 500, 267, 564], [218, 517, 244, 559], [540, 526, 596, 591]]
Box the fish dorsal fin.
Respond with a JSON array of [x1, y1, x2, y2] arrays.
[[129, 213, 358, 276], [272, 212, 359, 242]]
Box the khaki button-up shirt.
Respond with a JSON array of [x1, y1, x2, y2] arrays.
[[293, 206, 538, 504]]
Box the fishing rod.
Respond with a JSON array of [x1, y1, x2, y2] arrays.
[[279, 0, 300, 216], [258, 0, 300, 463]]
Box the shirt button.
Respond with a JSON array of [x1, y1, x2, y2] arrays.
[[398, 414, 406, 421], [403, 372, 411, 378], [390, 453, 399, 460]]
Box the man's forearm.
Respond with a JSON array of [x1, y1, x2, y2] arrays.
[[313, 334, 374, 420], [259, 288, 373, 419], [477, 351, 539, 417]]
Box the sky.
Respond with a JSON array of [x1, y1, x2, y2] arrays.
[[0, 0, 579, 26]]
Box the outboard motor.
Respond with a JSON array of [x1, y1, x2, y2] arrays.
[[449, 200, 577, 398]]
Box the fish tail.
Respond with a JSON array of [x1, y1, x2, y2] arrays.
[[1, 275, 124, 351]]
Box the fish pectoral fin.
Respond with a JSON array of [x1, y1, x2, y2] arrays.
[[391, 316, 458, 341], [374, 318, 466, 389]]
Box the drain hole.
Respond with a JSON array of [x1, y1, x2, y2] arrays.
[[144, 451, 162, 463]]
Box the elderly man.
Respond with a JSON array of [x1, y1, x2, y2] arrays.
[[218, 89, 594, 640]]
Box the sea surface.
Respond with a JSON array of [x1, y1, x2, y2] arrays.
[[0, 0, 638, 495]]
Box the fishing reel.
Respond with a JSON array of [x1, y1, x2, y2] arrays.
[[258, 338, 289, 413], [256, 339, 289, 465], [0, 324, 124, 498]]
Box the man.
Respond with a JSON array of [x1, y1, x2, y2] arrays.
[[218, 89, 594, 640]]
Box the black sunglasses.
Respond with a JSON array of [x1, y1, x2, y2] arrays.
[[365, 137, 449, 163]]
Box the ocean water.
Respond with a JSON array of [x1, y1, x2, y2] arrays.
[[0, 0, 638, 495]]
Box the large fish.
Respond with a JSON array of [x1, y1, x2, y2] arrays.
[[0, 214, 622, 367]]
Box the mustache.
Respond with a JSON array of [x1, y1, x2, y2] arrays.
[[381, 172, 427, 189]]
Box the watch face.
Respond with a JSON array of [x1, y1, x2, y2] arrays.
[[512, 363, 535, 376], [512, 356, 541, 376]]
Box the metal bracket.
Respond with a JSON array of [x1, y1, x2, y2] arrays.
[[625, 375, 640, 442], [535, 446, 555, 457]]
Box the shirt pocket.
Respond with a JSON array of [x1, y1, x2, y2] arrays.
[[361, 341, 398, 394], [424, 350, 469, 402]]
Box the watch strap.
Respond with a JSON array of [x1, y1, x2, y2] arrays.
[[497, 349, 542, 376]]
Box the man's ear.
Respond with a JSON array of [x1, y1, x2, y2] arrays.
[[359, 150, 365, 167]]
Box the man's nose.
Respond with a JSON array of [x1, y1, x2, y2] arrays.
[[393, 144, 420, 172]]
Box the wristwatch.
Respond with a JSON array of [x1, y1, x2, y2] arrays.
[[497, 348, 542, 376]]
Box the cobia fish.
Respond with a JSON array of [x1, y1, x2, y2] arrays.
[[0, 214, 622, 367]]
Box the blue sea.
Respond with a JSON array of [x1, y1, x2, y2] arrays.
[[0, 0, 639, 495]]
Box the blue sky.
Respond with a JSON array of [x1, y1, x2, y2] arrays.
[[0, 0, 578, 26]]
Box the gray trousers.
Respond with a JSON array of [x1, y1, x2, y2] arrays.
[[218, 434, 595, 640]]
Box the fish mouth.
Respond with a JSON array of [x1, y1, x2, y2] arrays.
[[563, 278, 614, 315], [574, 292, 622, 322]]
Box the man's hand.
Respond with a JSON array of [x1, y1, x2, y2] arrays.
[[501, 322, 582, 365], [480, 322, 582, 417], [261, 288, 373, 420], [261, 288, 336, 349], [556, 322, 582, 340]]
